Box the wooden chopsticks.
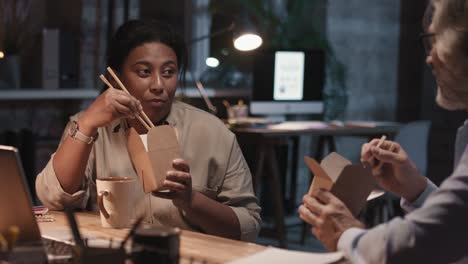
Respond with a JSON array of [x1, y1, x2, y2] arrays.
[[99, 67, 154, 131], [374, 135, 396, 171]]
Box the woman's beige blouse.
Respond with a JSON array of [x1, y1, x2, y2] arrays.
[[36, 101, 261, 242]]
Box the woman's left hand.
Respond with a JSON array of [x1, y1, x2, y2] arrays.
[[298, 189, 364, 251], [152, 159, 193, 209]]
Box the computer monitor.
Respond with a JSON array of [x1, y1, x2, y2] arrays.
[[250, 49, 325, 117]]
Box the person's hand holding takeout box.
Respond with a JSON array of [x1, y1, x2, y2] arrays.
[[299, 135, 430, 251], [299, 135, 409, 251], [126, 124, 194, 209], [299, 151, 372, 252]]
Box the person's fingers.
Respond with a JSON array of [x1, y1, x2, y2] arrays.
[[135, 100, 143, 112], [363, 138, 399, 158], [298, 205, 321, 227], [172, 159, 190, 173], [367, 138, 383, 146], [311, 188, 337, 205], [361, 143, 373, 162], [109, 100, 135, 118], [386, 141, 400, 152], [152, 190, 176, 200], [166, 171, 190, 185], [125, 99, 143, 118], [365, 157, 377, 168], [302, 195, 324, 215], [107, 91, 133, 111], [311, 227, 320, 239], [106, 87, 125, 96], [128, 98, 139, 114], [162, 180, 186, 192], [377, 140, 398, 151], [370, 144, 402, 164], [110, 90, 132, 103], [110, 91, 142, 116], [128, 95, 144, 114]]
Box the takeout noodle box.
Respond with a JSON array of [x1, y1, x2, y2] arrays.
[[126, 125, 181, 193], [304, 152, 376, 216]]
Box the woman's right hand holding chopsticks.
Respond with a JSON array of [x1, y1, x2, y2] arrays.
[[79, 88, 143, 133], [361, 138, 427, 202]]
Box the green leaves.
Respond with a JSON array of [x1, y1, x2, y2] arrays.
[[208, 0, 348, 108]]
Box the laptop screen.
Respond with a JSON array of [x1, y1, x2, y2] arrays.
[[0, 145, 43, 244]]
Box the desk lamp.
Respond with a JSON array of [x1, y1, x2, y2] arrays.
[[189, 17, 263, 114]]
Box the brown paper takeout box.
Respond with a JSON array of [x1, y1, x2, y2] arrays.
[[304, 152, 376, 216], [126, 125, 181, 193]]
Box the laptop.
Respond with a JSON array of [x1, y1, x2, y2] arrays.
[[0, 145, 64, 262]]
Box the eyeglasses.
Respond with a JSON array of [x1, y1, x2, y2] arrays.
[[420, 32, 436, 55]]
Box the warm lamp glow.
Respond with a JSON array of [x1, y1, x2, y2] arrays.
[[233, 34, 262, 51], [0, 51, 4, 59], [206, 57, 220, 68]]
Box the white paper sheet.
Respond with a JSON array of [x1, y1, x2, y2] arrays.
[[367, 189, 385, 201], [268, 121, 329, 130], [228, 248, 344, 264], [40, 226, 124, 249]]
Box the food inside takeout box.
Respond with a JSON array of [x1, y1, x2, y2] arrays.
[[126, 125, 181, 193], [304, 152, 376, 216]]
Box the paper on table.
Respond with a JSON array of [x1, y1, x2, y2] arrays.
[[343, 121, 378, 128], [343, 121, 399, 128], [228, 248, 343, 264], [40, 226, 125, 249], [268, 121, 328, 130], [367, 189, 385, 201]]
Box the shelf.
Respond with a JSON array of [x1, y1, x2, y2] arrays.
[[179, 87, 251, 98], [0, 89, 99, 100], [0, 87, 251, 101]]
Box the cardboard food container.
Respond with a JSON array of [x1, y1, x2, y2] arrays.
[[304, 152, 376, 216], [126, 125, 181, 193]]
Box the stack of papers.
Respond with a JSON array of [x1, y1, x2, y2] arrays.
[[228, 248, 343, 264], [268, 121, 329, 130]]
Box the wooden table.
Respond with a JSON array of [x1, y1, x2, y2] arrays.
[[233, 121, 401, 247], [38, 211, 265, 263]]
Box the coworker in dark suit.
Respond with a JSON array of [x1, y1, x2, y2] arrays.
[[299, 0, 468, 263]]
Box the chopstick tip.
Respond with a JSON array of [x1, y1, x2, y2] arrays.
[[376, 135, 387, 148]]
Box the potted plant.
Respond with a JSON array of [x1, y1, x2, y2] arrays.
[[210, 0, 348, 120], [0, 0, 37, 89]]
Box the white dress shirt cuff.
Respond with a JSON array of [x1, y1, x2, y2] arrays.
[[337, 227, 367, 260], [400, 179, 438, 212]]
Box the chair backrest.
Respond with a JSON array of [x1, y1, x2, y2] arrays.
[[395, 120, 431, 176]]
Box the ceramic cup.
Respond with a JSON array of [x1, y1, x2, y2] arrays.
[[96, 177, 137, 228]]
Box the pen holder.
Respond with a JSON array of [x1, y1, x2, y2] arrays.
[[131, 226, 180, 264], [227, 104, 248, 119], [0, 245, 48, 264], [74, 246, 126, 264]]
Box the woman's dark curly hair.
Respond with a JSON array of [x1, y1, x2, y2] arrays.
[[106, 19, 188, 86]]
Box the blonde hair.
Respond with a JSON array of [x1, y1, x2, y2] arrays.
[[429, 0, 468, 110], [432, 0, 468, 65]]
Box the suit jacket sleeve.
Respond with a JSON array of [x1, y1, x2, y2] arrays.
[[346, 151, 468, 263]]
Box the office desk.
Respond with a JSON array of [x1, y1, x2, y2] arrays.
[[38, 211, 265, 263], [233, 121, 400, 248]]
